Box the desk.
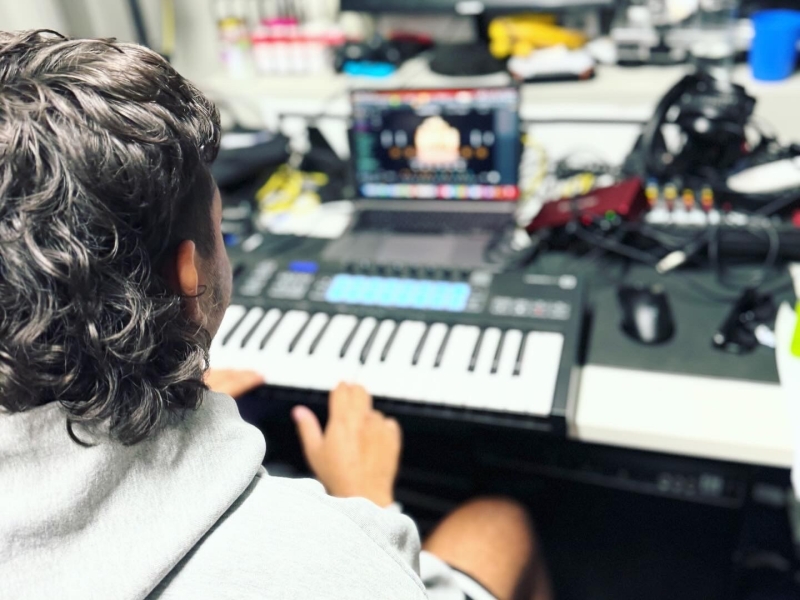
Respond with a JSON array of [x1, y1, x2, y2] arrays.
[[576, 367, 791, 468], [229, 234, 794, 470], [212, 57, 797, 471], [545, 258, 795, 469]]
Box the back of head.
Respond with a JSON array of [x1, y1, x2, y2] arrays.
[[0, 30, 222, 444]]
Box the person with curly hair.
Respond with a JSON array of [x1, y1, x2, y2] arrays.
[[0, 30, 551, 600]]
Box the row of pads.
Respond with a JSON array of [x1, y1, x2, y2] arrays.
[[210, 305, 565, 416]]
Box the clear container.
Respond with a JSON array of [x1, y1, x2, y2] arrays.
[[689, 0, 739, 80], [216, 0, 254, 78]]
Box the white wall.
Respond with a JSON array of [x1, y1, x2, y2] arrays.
[[0, 0, 222, 81], [0, 0, 67, 33], [59, 0, 137, 41]]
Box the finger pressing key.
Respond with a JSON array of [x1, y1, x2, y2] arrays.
[[351, 384, 373, 413], [328, 382, 354, 422]]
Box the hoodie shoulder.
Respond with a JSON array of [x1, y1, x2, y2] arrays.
[[0, 392, 266, 600], [150, 470, 428, 600]]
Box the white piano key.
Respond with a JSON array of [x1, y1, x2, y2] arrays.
[[492, 330, 524, 412], [356, 320, 397, 395], [215, 308, 265, 369], [239, 308, 282, 373], [305, 314, 359, 391], [379, 321, 427, 401], [209, 305, 247, 363], [281, 313, 330, 388], [463, 328, 503, 410], [515, 331, 564, 416], [258, 311, 310, 386], [408, 323, 449, 404], [437, 325, 481, 406], [209, 303, 567, 418], [338, 317, 378, 383]]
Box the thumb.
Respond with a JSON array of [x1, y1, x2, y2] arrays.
[[292, 406, 323, 462]]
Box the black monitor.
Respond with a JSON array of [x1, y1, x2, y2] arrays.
[[351, 87, 521, 203], [341, 0, 613, 12]]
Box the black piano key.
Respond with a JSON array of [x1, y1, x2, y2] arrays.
[[259, 312, 285, 350], [513, 333, 528, 377], [308, 315, 332, 355], [359, 321, 382, 365], [339, 318, 364, 359], [287, 314, 312, 353], [433, 326, 452, 368], [239, 311, 266, 348], [221, 311, 248, 346], [412, 324, 431, 366], [490, 330, 506, 375], [468, 329, 485, 372], [380, 321, 401, 362]]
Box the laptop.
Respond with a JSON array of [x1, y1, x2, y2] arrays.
[[323, 87, 522, 270]]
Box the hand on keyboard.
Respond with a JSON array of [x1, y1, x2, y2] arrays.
[[204, 369, 264, 399], [292, 383, 401, 508]]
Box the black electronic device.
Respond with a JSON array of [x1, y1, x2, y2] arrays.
[[333, 35, 433, 73], [429, 42, 507, 76], [214, 247, 586, 435], [631, 70, 756, 184], [609, 67, 800, 273], [618, 284, 676, 345], [334, 87, 521, 268], [712, 288, 776, 354], [350, 87, 521, 203]]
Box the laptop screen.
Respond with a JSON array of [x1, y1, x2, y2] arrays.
[[351, 88, 521, 203]]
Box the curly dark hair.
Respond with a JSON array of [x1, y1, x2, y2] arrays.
[[0, 30, 222, 444]]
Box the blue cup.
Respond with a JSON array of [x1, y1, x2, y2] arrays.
[[750, 10, 800, 81]]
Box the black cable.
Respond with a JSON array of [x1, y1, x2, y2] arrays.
[[639, 74, 697, 179], [630, 222, 708, 251], [570, 223, 661, 266], [709, 223, 782, 290], [127, 0, 150, 48], [653, 189, 800, 274], [753, 189, 800, 216], [555, 209, 785, 304]]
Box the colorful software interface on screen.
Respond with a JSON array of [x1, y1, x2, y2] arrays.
[[351, 88, 520, 202]]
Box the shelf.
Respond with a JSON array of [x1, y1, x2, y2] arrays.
[[196, 58, 800, 139]]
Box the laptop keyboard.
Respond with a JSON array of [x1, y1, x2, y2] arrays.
[[353, 210, 512, 234]]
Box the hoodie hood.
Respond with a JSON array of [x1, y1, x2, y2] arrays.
[[0, 392, 265, 600]]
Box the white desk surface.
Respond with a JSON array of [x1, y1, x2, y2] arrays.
[[204, 60, 797, 469], [575, 366, 792, 468]]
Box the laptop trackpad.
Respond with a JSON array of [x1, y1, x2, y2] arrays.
[[323, 233, 491, 268], [378, 235, 457, 263]]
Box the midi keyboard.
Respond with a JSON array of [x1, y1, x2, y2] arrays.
[[213, 252, 585, 434]]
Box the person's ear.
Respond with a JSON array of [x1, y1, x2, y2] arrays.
[[167, 240, 203, 324]]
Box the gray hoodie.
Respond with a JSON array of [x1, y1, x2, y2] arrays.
[[0, 392, 464, 600]]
